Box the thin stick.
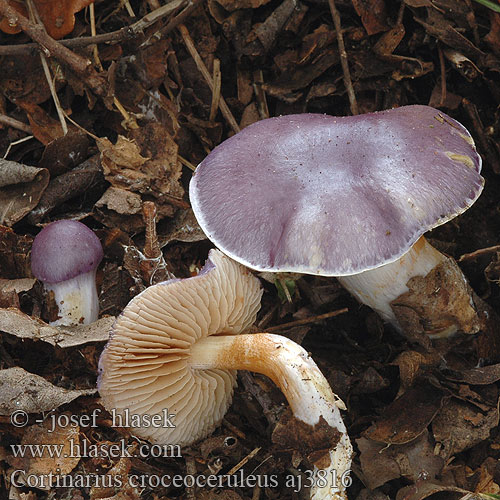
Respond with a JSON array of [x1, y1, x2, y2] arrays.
[[0, 114, 32, 133], [0, 0, 193, 56], [27, 0, 67, 134], [328, 0, 358, 115], [89, 2, 104, 71], [459, 245, 500, 262], [438, 43, 447, 106], [178, 24, 240, 134], [2, 135, 34, 159], [0, 0, 106, 96], [264, 308, 348, 333], [209, 58, 221, 122], [223, 447, 261, 478], [121, 0, 136, 17], [253, 69, 269, 119]]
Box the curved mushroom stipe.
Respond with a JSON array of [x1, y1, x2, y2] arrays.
[[98, 250, 352, 499], [189, 106, 484, 337]]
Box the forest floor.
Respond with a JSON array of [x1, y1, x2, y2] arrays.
[[1, 0, 500, 499]]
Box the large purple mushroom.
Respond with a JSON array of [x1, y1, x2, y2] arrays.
[[190, 105, 484, 337], [31, 220, 103, 326]]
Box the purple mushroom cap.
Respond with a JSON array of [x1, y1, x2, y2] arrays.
[[31, 220, 104, 284], [190, 105, 484, 276]]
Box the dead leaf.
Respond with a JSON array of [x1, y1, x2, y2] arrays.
[[0, 226, 32, 279], [395, 481, 470, 500], [0, 309, 114, 347], [392, 350, 441, 395], [391, 257, 481, 339], [7, 418, 81, 490], [26, 154, 104, 225], [17, 101, 66, 145], [0, 0, 94, 39], [0, 278, 35, 308], [357, 431, 444, 490], [39, 132, 90, 177], [432, 398, 499, 458], [0, 367, 95, 415], [363, 384, 446, 445], [444, 364, 500, 385], [0, 160, 49, 226], [351, 0, 389, 35]]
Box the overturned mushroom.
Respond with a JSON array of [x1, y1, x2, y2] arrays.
[[98, 250, 351, 499], [189, 105, 484, 338], [31, 219, 103, 326]]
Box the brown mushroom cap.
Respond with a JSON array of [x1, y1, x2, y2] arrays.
[[98, 250, 262, 445], [190, 105, 484, 276]]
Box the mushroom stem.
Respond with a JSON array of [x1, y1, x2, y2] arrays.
[[45, 268, 99, 326], [337, 236, 479, 338], [190, 333, 352, 499]]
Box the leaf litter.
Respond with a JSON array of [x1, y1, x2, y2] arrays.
[[1, 0, 500, 498]]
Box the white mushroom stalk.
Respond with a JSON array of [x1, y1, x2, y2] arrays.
[[190, 334, 352, 499], [44, 269, 100, 326], [98, 250, 352, 499], [337, 237, 443, 332]]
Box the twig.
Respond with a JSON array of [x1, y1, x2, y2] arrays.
[[253, 69, 269, 120], [264, 307, 348, 333], [0, 0, 106, 96], [0, 0, 193, 56], [459, 245, 500, 262], [89, 2, 104, 71], [27, 0, 67, 134], [121, 0, 136, 17], [223, 447, 261, 479], [437, 43, 447, 106], [140, 201, 174, 284], [328, 0, 358, 115], [209, 58, 221, 122], [2, 135, 34, 159], [178, 154, 197, 171], [178, 24, 240, 134], [0, 114, 32, 133]]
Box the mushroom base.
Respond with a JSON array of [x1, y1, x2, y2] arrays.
[[338, 237, 480, 338], [190, 333, 352, 500], [45, 269, 99, 326]]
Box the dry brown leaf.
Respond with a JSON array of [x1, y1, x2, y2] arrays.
[[0, 226, 32, 279], [395, 482, 469, 500], [7, 418, 80, 490], [432, 398, 499, 458], [363, 384, 446, 445], [357, 431, 444, 490], [391, 257, 481, 339], [0, 0, 94, 39], [0, 367, 94, 415], [0, 278, 35, 308], [18, 101, 68, 145], [0, 308, 114, 347], [351, 0, 389, 35], [0, 160, 49, 226]]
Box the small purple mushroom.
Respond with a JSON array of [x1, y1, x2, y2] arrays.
[[31, 220, 103, 326], [190, 105, 484, 338]]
